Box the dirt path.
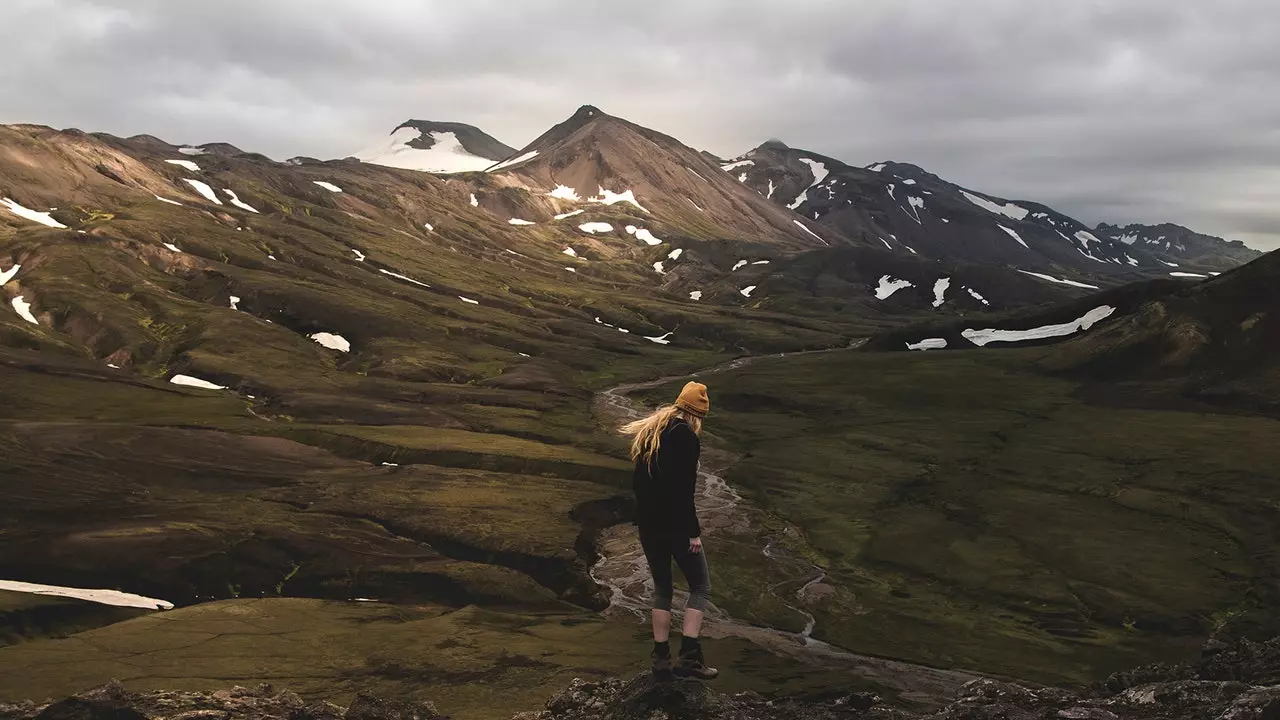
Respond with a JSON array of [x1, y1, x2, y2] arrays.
[[590, 342, 978, 705]]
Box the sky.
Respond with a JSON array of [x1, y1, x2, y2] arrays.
[[3, 0, 1277, 249]]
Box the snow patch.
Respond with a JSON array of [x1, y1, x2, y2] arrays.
[[689, 291, 702, 301], [667, 248, 684, 260], [0, 264, 19, 286], [11, 297, 38, 325], [902, 179, 917, 185], [182, 180, 221, 204], [634, 228, 662, 246], [740, 286, 757, 298], [458, 296, 479, 305], [653, 262, 666, 274], [563, 247, 578, 257], [687, 198, 704, 212], [564, 267, 577, 273], [223, 189, 259, 213], [1074, 230, 1104, 247], [1125, 254, 1139, 266], [162, 243, 182, 253], [547, 185, 581, 201], [350, 248, 366, 262], [645, 332, 673, 345], [469, 194, 479, 207], [752, 260, 770, 265], [357, 128, 496, 174], [874, 275, 913, 300], [2, 198, 67, 227], [932, 277, 950, 308], [178, 147, 207, 156], [793, 220, 828, 244], [507, 218, 535, 226], [379, 269, 430, 287], [879, 237, 893, 250], [786, 158, 830, 210], [721, 159, 755, 172], [0, 581, 173, 610], [171, 375, 225, 391], [688, 167, 707, 182], [906, 338, 947, 351], [555, 210, 585, 220], [625, 225, 637, 235], [424, 222, 434, 231], [578, 222, 613, 234], [963, 306, 1116, 347], [313, 181, 343, 193], [1017, 270, 1100, 290], [997, 224, 1029, 248], [1158, 259, 1179, 267], [960, 190, 1029, 220], [868, 163, 887, 172], [229, 296, 241, 311], [1170, 271, 1209, 278], [738, 173, 748, 183], [154, 195, 183, 206], [488, 150, 539, 172], [165, 159, 200, 172], [766, 179, 776, 198], [731, 260, 747, 272], [590, 187, 648, 212], [310, 332, 351, 352], [966, 288, 990, 306]]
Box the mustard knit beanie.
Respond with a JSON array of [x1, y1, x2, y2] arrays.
[[675, 382, 710, 418]]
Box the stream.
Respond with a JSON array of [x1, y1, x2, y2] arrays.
[[590, 340, 978, 703]]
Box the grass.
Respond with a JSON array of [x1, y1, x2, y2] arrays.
[[635, 347, 1280, 684]]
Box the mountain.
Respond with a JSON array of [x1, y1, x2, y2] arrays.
[[354, 120, 516, 173], [1096, 221, 1260, 270], [726, 142, 1260, 284]]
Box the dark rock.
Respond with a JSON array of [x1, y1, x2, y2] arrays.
[[343, 694, 442, 720], [33, 683, 148, 720]]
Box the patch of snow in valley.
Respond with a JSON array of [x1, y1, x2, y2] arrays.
[[689, 291, 702, 301], [793, 220, 827, 244], [183, 180, 222, 204], [590, 187, 648, 212], [1170, 271, 1209, 278], [487, 150, 539, 172], [932, 277, 950, 307], [223, 189, 259, 213], [739, 173, 748, 182], [766, 179, 776, 198], [563, 247, 578, 257], [645, 332, 673, 345], [507, 218, 535, 226], [154, 195, 183, 206], [310, 332, 351, 353], [357, 128, 497, 173], [0, 264, 19, 286], [653, 262, 666, 274], [721, 159, 754, 172], [458, 296, 479, 305], [555, 209, 585, 220], [350, 248, 366, 262], [740, 285, 757, 298], [0, 581, 173, 610], [878, 237, 893, 250], [11, 297, 38, 325], [903, 179, 917, 185], [998, 224, 1029, 248], [963, 306, 1116, 347], [634, 228, 662, 246], [874, 275, 913, 300], [165, 159, 200, 172], [668, 248, 684, 260], [1125, 255, 1139, 266], [887, 184, 896, 200], [906, 338, 947, 351], [178, 147, 206, 156], [470, 194, 479, 207], [732, 260, 748, 272], [1017, 270, 1100, 290], [229, 296, 241, 310], [1075, 230, 1103, 247], [752, 260, 769, 265], [904, 196, 925, 223], [966, 287, 990, 305], [171, 374, 225, 390], [379, 269, 430, 287], [2, 198, 67, 227], [1158, 259, 1179, 267], [313, 181, 343, 193], [162, 243, 182, 253], [787, 158, 830, 210], [579, 222, 613, 234], [625, 225, 637, 235], [961, 190, 1029, 220], [904, 245, 918, 254], [548, 185, 581, 201]]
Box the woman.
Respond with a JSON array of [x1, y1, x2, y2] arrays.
[[620, 381, 718, 681]]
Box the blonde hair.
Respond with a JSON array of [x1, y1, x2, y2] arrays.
[[620, 405, 703, 465]]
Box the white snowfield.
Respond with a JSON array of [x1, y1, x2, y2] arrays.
[[424, 222, 434, 231], [689, 291, 703, 301], [793, 220, 827, 244], [653, 261, 666, 274], [165, 159, 200, 172], [590, 187, 648, 212], [875, 275, 913, 300], [2, 198, 67, 228], [356, 128, 496, 174], [488, 150, 539, 172], [469, 194, 479, 207], [731, 260, 747, 272], [645, 332, 673, 345], [1075, 230, 1103, 247], [12, 297, 38, 325], [634, 228, 662, 246], [720, 159, 754, 172], [555, 209, 585, 220], [183, 179, 222, 204], [379, 269, 431, 288], [966, 287, 990, 305], [906, 338, 948, 351], [867, 163, 887, 172], [507, 218, 535, 226], [667, 248, 683, 260], [0, 580, 173, 610], [740, 285, 757, 298], [350, 248, 366, 262], [178, 147, 207, 156], [223, 189, 259, 213], [752, 260, 770, 265], [458, 296, 480, 305], [171, 374, 226, 390], [313, 181, 343, 193], [0, 264, 19, 286], [578, 222, 613, 234], [162, 243, 182, 253], [1170, 271, 1209, 278], [998, 224, 1029, 248], [229, 295, 241, 310], [548, 185, 582, 201], [787, 158, 829, 210], [1018, 270, 1100, 290], [154, 195, 183, 206], [932, 277, 951, 307], [962, 306, 1116, 347], [960, 190, 1029, 220], [310, 332, 351, 352]]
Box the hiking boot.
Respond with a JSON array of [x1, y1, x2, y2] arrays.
[[651, 651, 673, 681], [675, 645, 719, 680]]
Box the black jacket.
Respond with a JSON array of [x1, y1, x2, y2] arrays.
[[632, 418, 701, 539]]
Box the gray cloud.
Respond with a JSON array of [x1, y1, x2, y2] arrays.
[[3, 0, 1276, 248]]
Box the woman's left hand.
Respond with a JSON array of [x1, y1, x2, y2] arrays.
[[689, 537, 703, 554]]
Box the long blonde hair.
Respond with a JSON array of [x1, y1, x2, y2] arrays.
[[620, 405, 703, 465]]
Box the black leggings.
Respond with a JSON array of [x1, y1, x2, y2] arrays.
[[639, 528, 711, 612]]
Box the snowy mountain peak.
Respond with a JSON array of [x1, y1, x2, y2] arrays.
[[354, 121, 515, 174]]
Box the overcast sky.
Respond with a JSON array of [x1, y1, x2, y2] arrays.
[[4, 0, 1277, 249]]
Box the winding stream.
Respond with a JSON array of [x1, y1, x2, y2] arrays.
[[591, 340, 978, 703]]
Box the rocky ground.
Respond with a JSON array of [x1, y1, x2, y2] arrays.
[[5, 637, 1280, 720]]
